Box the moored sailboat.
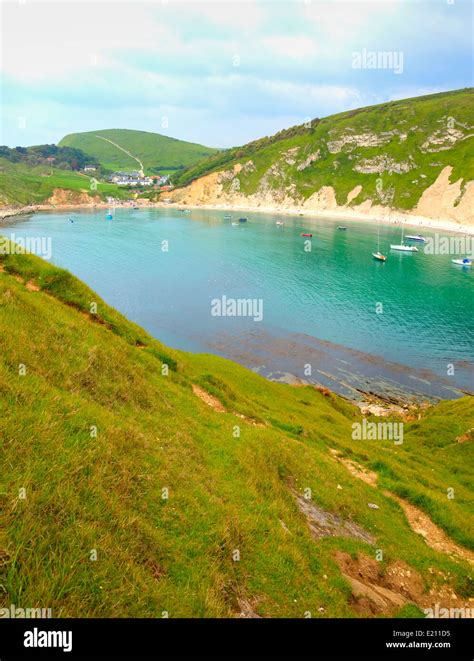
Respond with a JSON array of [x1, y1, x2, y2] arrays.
[[391, 224, 418, 252], [372, 219, 387, 262]]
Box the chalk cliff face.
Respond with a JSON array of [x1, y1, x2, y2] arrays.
[[168, 163, 474, 225], [47, 188, 101, 206], [414, 167, 474, 225], [169, 89, 474, 226]]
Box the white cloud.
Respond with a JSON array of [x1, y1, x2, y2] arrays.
[[261, 36, 319, 60], [183, 0, 267, 30], [0, 0, 470, 146]]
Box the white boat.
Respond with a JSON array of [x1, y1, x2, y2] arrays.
[[372, 220, 386, 262], [390, 224, 418, 252], [276, 221, 284, 226], [231, 222, 239, 226], [406, 234, 426, 242], [391, 244, 418, 252], [452, 258, 472, 267]]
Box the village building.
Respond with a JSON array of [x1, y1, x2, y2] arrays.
[[109, 171, 154, 186]]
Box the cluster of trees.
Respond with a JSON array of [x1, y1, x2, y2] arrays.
[[233, 117, 320, 157], [0, 144, 101, 172]]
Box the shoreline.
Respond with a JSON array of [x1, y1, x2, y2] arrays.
[[1, 199, 472, 410], [161, 201, 474, 236], [0, 202, 112, 221], [1, 199, 474, 236]]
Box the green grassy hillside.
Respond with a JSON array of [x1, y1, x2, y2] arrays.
[[59, 129, 219, 175], [0, 158, 127, 207], [0, 246, 472, 617], [173, 88, 474, 211]]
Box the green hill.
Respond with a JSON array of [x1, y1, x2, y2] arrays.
[[171, 88, 474, 214], [1, 245, 472, 617], [0, 157, 127, 207], [59, 129, 219, 175]]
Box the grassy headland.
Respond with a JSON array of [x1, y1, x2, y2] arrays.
[[171, 88, 474, 214], [59, 129, 219, 176], [0, 247, 472, 617]]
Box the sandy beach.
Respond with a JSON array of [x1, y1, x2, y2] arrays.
[[1, 199, 474, 236], [159, 200, 474, 236]]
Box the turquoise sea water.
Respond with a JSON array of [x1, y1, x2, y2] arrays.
[[2, 207, 473, 400]]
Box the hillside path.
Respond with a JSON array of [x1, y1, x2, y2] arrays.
[[95, 135, 144, 176]]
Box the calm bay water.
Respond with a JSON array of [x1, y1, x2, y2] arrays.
[[2, 207, 473, 401]]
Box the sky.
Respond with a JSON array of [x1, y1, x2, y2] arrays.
[[0, 0, 472, 148]]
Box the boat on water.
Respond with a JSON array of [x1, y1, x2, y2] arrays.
[[223, 215, 232, 219], [406, 234, 426, 242], [372, 219, 386, 262], [183, 209, 191, 214], [390, 224, 418, 251], [231, 222, 239, 226], [239, 217, 248, 222], [338, 226, 347, 230], [391, 244, 418, 252], [276, 221, 284, 226], [452, 258, 472, 267], [301, 232, 312, 237]]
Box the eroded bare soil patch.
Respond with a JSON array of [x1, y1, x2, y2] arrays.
[[236, 597, 262, 618], [335, 550, 472, 616], [388, 493, 474, 565], [329, 449, 378, 487], [191, 384, 226, 412], [456, 427, 473, 443], [25, 280, 40, 292], [330, 449, 473, 566]]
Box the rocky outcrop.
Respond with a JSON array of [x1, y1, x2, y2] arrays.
[[420, 122, 473, 153], [327, 131, 394, 154], [354, 155, 416, 175], [297, 150, 320, 171]]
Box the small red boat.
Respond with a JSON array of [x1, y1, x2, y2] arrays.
[[301, 232, 312, 237]]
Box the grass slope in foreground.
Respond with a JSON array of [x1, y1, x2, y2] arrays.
[[173, 88, 474, 211], [0, 248, 473, 617], [0, 158, 127, 207], [59, 129, 219, 175]]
